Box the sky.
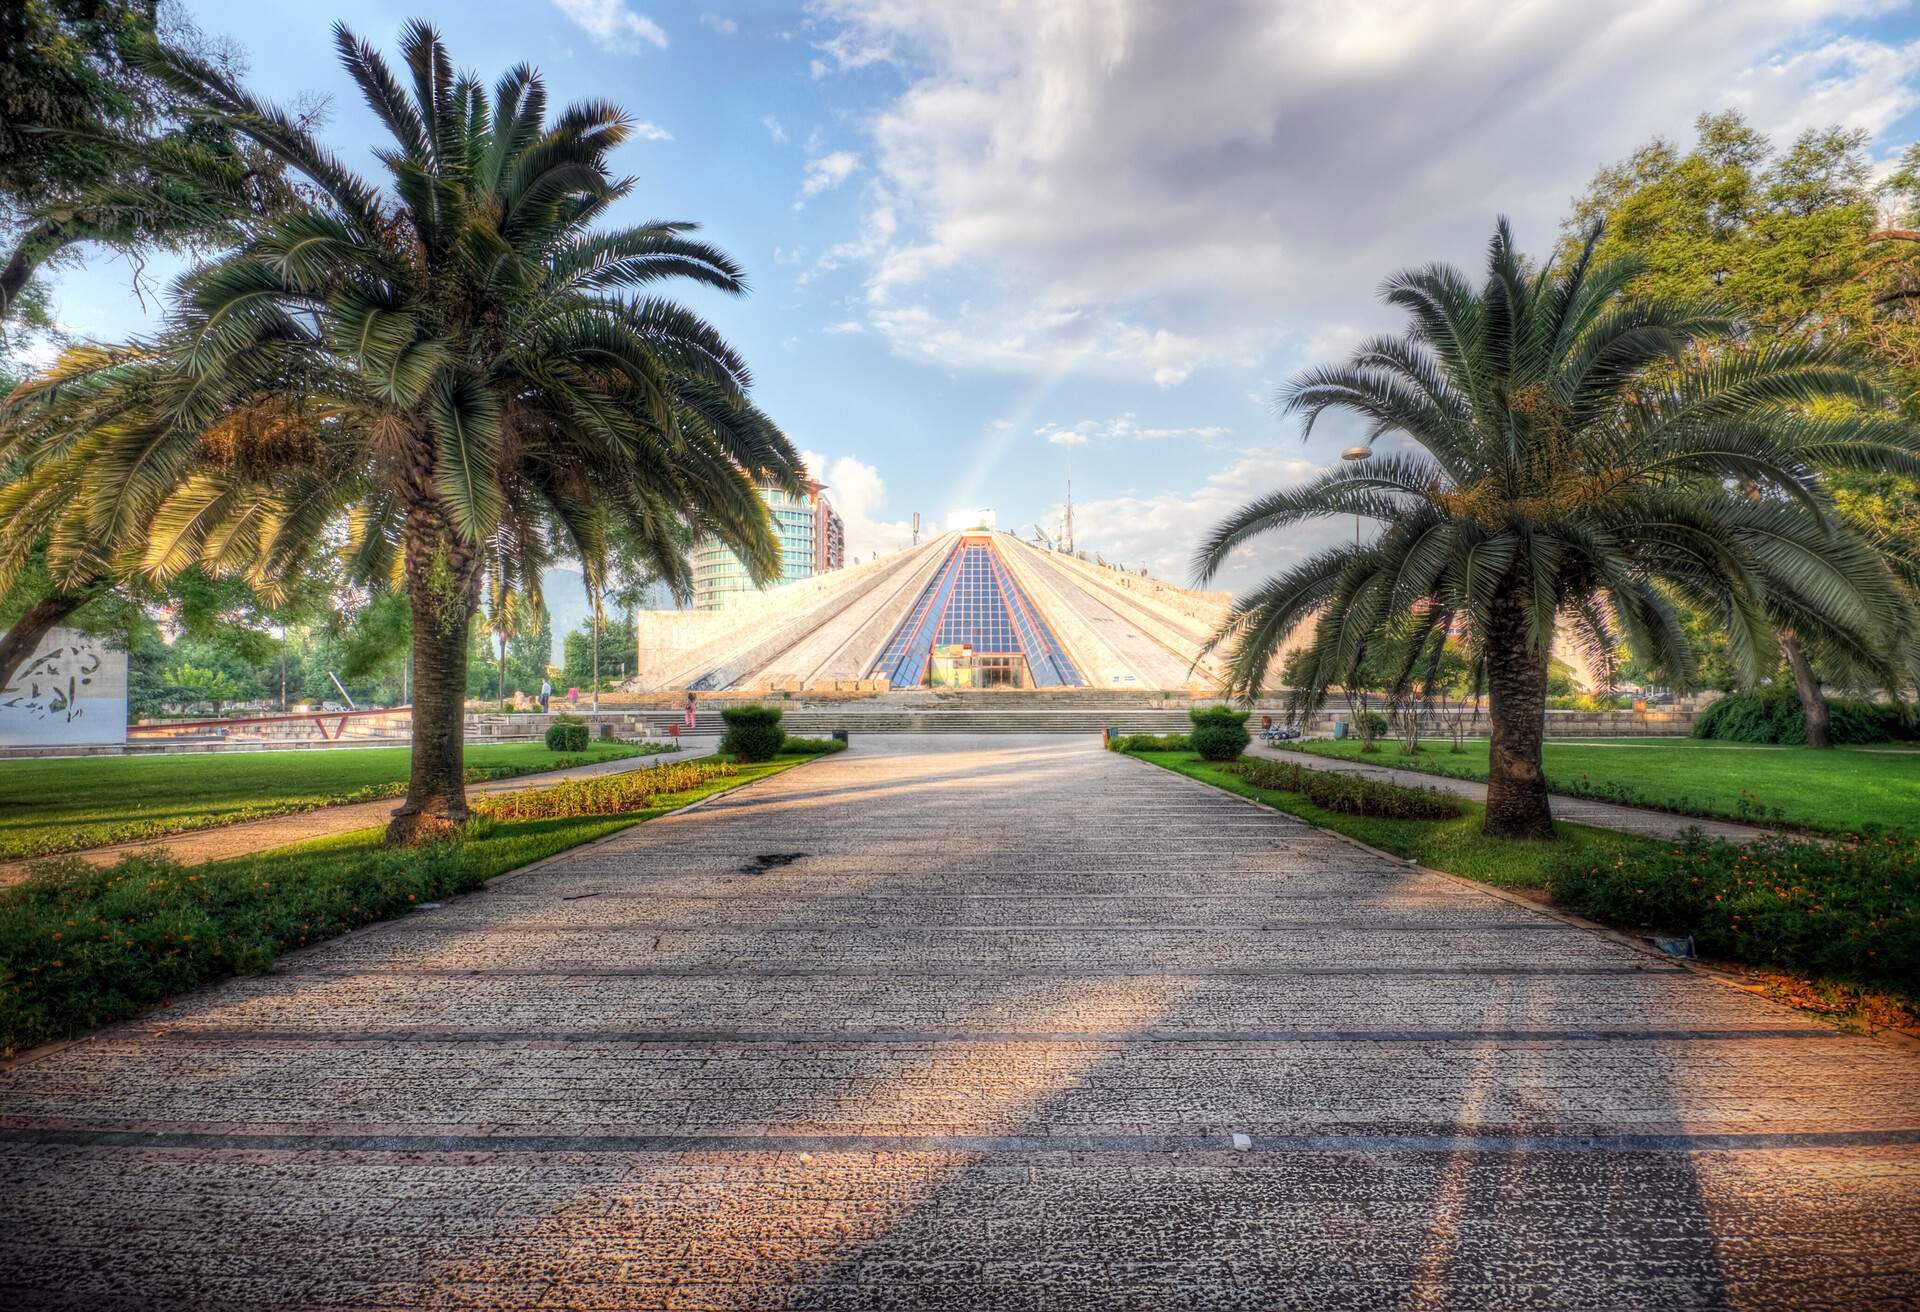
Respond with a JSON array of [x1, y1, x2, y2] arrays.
[[28, 0, 1920, 652]]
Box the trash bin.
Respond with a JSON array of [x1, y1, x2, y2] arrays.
[[1333, 721, 1348, 739], [832, 729, 848, 744]]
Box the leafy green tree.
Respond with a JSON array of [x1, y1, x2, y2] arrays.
[[1197, 220, 1916, 839], [0, 24, 800, 840], [1570, 111, 1920, 742], [505, 602, 553, 697], [160, 660, 242, 714], [1, 1, 291, 329], [564, 610, 636, 688]]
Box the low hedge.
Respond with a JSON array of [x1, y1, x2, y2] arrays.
[[1189, 706, 1252, 761], [472, 760, 737, 821], [780, 736, 848, 755], [1108, 732, 1192, 753], [1226, 757, 1465, 820], [1693, 687, 1919, 745], [1547, 831, 1918, 993], [545, 716, 589, 752], [719, 704, 786, 762]]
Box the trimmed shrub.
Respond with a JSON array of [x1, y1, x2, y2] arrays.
[[1693, 687, 1918, 745], [1189, 706, 1252, 761], [544, 716, 589, 752], [1107, 732, 1192, 753], [1547, 831, 1918, 992], [781, 736, 848, 755], [719, 704, 786, 762], [1227, 757, 1464, 820], [473, 760, 737, 821]]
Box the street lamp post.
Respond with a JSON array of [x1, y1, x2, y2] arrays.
[[1341, 444, 1373, 544]]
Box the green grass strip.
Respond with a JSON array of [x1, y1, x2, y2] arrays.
[[1274, 737, 1918, 838], [0, 739, 676, 862]]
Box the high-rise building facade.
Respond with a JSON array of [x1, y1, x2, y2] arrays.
[[691, 477, 830, 610], [816, 496, 845, 573]]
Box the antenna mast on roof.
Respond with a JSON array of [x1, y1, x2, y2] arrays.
[[1064, 452, 1075, 555]]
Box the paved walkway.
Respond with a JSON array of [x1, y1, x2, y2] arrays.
[[1251, 743, 1769, 841], [0, 738, 719, 886], [2, 735, 1915, 1309]]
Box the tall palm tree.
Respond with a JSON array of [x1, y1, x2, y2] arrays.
[[1196, 220, 1918, 839], [0, 22, 799, 841]]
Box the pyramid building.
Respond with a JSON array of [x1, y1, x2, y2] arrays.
[[634, 530, 1236, 693]]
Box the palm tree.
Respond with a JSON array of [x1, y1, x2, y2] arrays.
[[1, 23, 799, 841], [1196, 220, 1918, 839]]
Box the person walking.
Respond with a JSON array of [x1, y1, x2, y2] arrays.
[[683, 693, 697, 731], [539, 678, 551, 713]]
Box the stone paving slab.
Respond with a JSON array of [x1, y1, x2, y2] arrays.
[[0, 733, 1915, 1309]]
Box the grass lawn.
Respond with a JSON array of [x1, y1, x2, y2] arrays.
[[1133, 750, 1659, 889], [0, 739, 670, 862], [1277, 737, 1918, 836], [0, 751, 813, 1056]]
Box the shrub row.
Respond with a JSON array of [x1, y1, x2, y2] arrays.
[[779, 736, 848, 755], [1226, 757, 1465, 820], [472, 760, 737, 821], [2, 844, 491, 1056], [1107, 732, 1192, 753], [1547, 831, 1918, 993], [719, 705, 786, 762], [1693, 687, 1919, 745]]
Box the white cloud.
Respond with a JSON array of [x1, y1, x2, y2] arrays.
[[824, 320, 865, 334], [763, 114, 788, 143], [800, 450, 917, 561], [866, 302, 1229, 387], [1066, 451, 1338, 591], [810, 1, 1916, 387], [549, 0, 667, 50], [630, 121, 673, 141], [699, 12, 738, 36], [795, 150, 861, 209], [1036, 413, 1232, 446]]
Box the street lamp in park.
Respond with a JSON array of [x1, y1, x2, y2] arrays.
[[1341, 444, 1373, 545]]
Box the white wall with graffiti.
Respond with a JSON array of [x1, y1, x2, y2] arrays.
[[0, 627, 128, 748]]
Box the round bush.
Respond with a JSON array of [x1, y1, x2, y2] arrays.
[[544, 718, 589, 752], [1188, 706, 1251, 761], [719, 704, 786, 762]]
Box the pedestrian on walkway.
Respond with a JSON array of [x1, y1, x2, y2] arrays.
[[539, 678, 551, 713], [683, 693, 697, 730]]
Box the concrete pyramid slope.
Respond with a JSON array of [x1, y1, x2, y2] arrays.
[[634, 530, 1234, 692]]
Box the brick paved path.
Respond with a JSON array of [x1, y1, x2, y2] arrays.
[[2, 735, 1916, 1309]]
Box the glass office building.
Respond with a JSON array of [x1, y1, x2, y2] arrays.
[[691, 479, 840, 610]]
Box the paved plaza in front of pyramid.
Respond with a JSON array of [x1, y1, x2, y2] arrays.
[[636, 529, 1237, 693]]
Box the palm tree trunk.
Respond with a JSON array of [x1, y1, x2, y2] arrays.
[[0, 219, 65, 322], [1482, 583, 1555, 840], [1778, 632, 1831, 749], [0, 582, 104, 689], [388, 509, 483, 845]]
